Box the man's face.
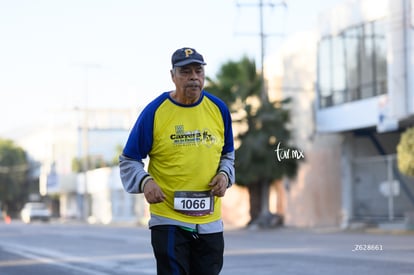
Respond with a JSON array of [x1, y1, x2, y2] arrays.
[[171, 63, 205, 100]]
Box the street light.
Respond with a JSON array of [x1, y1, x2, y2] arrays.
[[77, 63, 101, 221]]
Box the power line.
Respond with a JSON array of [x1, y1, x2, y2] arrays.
[[235, 0, 287, 102]]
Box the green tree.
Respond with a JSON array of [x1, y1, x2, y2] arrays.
[[206, 56, 299, 228], [112, 144, 124, 166], [397, 127, 414, 177], [72, 144, 124, 172], [0, 138, 30, 217]]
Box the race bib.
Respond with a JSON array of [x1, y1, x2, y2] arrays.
[[174, 191, 214, 216]]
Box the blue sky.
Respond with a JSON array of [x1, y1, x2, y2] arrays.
[[0, 0, 341, 137]]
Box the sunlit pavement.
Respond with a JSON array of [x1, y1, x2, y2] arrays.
[[0, 220, 413, 275]]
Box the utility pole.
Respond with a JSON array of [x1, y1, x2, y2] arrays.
[[235, 1, 287, 225], [235, 0, 287, 103]]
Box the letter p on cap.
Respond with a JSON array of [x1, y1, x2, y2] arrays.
[[184, 48, 193, 57]]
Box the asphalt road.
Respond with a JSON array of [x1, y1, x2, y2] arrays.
[[0, 221, 413, 275]]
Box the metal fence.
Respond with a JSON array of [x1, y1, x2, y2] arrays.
[[352, 154, 414, 222]]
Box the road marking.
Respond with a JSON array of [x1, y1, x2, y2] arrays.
[[0, 242, 154, 274]]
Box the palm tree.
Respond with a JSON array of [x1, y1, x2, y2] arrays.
[[206, 56, 299, 228]]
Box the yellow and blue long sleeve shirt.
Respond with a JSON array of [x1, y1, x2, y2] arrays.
[[120, 90, 235, 230]]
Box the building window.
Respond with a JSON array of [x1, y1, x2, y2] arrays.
[[332, 35, 346, 105], [344, 26, 362, 101], [373, 20, 387, 95], [317, 19, 387, 108], [318, 38, 333, 107]]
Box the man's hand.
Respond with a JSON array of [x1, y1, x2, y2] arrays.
[[209, 173, 228, 197], [143, 180, 166, 204]]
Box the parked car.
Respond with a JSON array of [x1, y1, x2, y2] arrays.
[[21, 202, 51, 223]]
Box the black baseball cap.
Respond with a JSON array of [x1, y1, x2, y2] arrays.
[[171, 47, 207, 68]]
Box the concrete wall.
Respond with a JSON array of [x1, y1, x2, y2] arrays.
[[284, 135, 343, 227]]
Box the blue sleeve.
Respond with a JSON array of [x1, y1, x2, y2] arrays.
[[221, 106, 234, 154], [122, 92, 169, 160], [204, 91, 234, 154]]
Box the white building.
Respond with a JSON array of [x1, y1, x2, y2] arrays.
[[316, 0, 414, 227], [17, 108, 147, 223], [269, 0, 414, 228]]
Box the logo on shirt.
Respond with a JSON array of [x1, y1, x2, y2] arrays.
[[170, 125, 216, 147]]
